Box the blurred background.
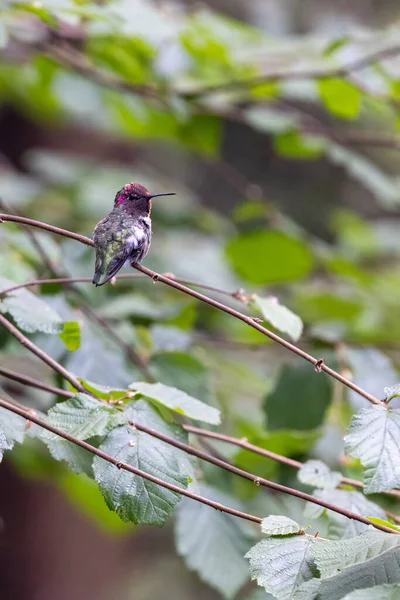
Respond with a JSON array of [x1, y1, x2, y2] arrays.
[[2, 1, 400, 599]]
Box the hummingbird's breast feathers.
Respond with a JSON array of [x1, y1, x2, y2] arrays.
[[92, 207, 152, 286]]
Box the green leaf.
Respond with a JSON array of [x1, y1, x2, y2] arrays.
[[149, 351, 214, 405], [46, 437, 95, 476], [93, 400, 192, 525], [59, 321, 81, 351], [298, 460, 342, 490], [312, 528, 400, 578], [318, 78, 361, 119], [252, 295, 303, 341], [345, 405, 400, 493], [367, 517, 400, 533], [226, 231, 313, 285], [384, 383, 400, 403], [41, 394, 123, 475], [304, 489, 386, 539], [0, 277, 63, 334], [175, 485, 252, 598], [0, 406, 26, 460], [42, 394, 123, 441], [264, 363, 332, 431], [274, 130, 326, 160], [294, 291, 363, 323], [261, 515, 300, 536], [313, 546, 400, 600], [129, 381, 221, 425], [75, 379, 128, 402], [246, 536, 315, 600], [340, 583, 400, 600]]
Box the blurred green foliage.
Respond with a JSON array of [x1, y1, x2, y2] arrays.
[[1, 2, 400, 599]]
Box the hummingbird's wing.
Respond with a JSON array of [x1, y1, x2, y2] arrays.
[[92, 215, 149, 286]]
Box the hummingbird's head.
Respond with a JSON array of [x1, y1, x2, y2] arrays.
[[114, 182, 175, 215]]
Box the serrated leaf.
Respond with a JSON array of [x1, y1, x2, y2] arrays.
[[261, 515, 300, 536], [42, 394, 123, 442], [340, 583, 400, 600], [252, 295, 303, 341], [384, 383, 400, 402], [0, 406, 26, 460], [246, 536, 315, 600], [46, 438, 95, 476], [298, 460, 342, 490], [344, 405, 400, 493], [304, 488, 386, 539], [129, 381, 220, 425], [318, 78, 361, 119], [314, 546, 400, 600], [59, 321, 81, 351], [0, 277, 63, 334], [312, 528, 400, 578], [93, 400, 192, 525], [175, 485, 252, 598]]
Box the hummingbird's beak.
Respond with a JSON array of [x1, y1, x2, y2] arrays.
[[148, 193, 176, 199]]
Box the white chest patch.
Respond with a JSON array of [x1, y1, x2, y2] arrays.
[[127, 227, 146, 250]]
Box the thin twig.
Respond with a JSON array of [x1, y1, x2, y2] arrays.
[[0, 367, 72, 398], [0, 213, 384, 406], [0, 395, 261, 524], [0, 274, 243, 301], [0, 314, 86, 394]]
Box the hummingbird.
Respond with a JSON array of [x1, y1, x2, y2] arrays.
[[92, 182, 175, 286]]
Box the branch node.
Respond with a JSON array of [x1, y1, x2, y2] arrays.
[[254, 477, 261, 486], [115, 461, 123, 469], [314, 358, 325, 373], [152, 274, 159, 283], [252, 317, 263, 324]]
